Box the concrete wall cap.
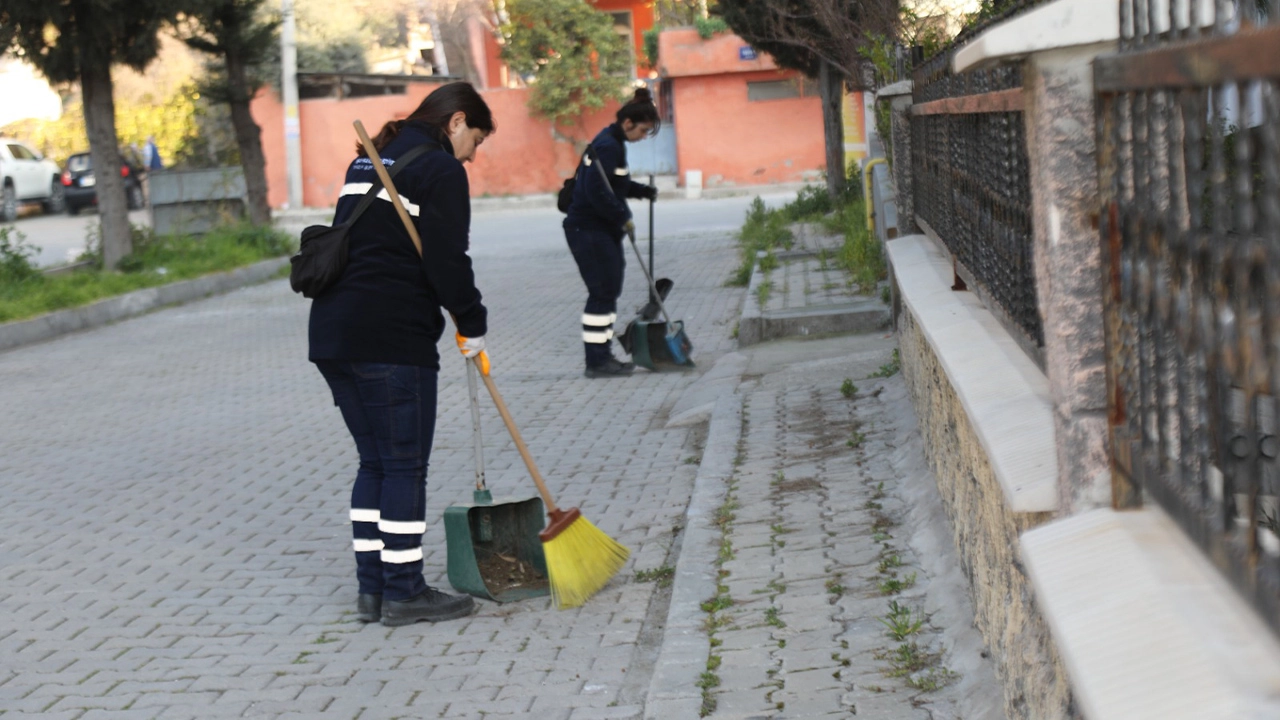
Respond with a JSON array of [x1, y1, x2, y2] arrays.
[[875, 79, 913, 99], [953, 0, 1120, 73], [887, 234, 1058, 512], [1022, 507, 1280, 720]]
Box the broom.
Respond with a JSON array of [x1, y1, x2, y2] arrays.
[[352, 120, 629, 608]]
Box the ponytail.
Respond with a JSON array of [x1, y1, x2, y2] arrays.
[[616, 87, 660, 135]]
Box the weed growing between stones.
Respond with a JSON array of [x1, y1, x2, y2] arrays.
[[841, 378, 858, 398], [870, 349, 902, 378], [634, 566, 675, 588]]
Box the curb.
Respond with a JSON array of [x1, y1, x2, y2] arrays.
[[737, 251, 891, 346], [0, 257, 291, 354], [644, 388, 744, 719]]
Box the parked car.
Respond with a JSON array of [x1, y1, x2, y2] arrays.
[[0, 137, 65, 221], [62, 150, 147, 216]]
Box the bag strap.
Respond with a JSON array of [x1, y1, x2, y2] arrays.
[[584, 142, 618, 198], [344, 141, 438, 227]]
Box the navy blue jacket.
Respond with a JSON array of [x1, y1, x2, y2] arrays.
[[564, 123, 651, 238], [308, 123, 486, 369]]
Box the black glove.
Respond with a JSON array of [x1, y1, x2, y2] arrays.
[[641, 185, 658, 202]]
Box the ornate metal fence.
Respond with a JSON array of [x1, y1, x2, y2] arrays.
[[1097, 0, 1280, 632], [910, 35, 1043, 349]]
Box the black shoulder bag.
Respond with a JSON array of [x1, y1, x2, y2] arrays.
[[556, 144, 597, 214], [289, 142, 436, 298]]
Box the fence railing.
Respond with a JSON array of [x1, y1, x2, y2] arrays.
[[1097, 0, 1280, 633], [910, 47, 1043, 350]]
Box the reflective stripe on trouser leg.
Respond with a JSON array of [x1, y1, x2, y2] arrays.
[[341, 363, 438, 602], [582, 312, 616, 344], [565, 225, 625, 367]]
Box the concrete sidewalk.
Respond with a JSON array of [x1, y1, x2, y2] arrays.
[[0, 208, 1000, 719]]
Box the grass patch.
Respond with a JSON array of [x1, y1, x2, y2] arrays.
[[879, 572, 917, 596], [728, 198, 793, 286], [0, 223, 294, 324], [840, 378, 858, 398], [755, 278, 774, 308], [880, 600, 925, 640], [634, 566, 676, 588], [870, 349, 902, 378], [764, 606, 785, 628]]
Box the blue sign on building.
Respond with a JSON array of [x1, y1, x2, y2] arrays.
[[738, 46, 758, 61]]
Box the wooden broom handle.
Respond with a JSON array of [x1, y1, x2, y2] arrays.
[[352, 119, 560, 514], [353, 121, 423, 256], [474, 365, 560, 513]]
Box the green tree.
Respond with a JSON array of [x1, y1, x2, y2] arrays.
[[179, 0, 279, 225], [0, 0, 191, 269], [499, 0, 632, 129]]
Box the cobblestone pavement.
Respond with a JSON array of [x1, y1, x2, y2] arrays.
[[700, 338, 1002, 719], [0, 223, 744, 719]]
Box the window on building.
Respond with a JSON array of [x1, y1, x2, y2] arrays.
[[609, 11, 636, 77], [747, 78, 814, 102]]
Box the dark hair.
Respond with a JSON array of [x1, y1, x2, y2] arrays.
[[358, 82, 496, 156], [616, 87, 660, 136]]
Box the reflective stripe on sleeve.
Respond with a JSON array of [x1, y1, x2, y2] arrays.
[[338, 183, 421, 217]]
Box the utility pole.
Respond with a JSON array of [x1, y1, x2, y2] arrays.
[[423, 0, 450, 76], [281, 0, 303, 209]]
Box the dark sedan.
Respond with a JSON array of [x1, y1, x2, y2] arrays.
[[61, 151, 146, 215]]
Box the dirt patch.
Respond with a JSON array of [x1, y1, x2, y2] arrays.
[[475, 550, 549, 597], [774, 477, 824, 494]]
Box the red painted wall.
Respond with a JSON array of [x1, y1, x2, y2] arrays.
[[656, 27, 824, 187], [251, 84, 620, 208], [671, 70, 824, 187]]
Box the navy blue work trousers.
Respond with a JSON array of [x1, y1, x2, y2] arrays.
[[315, 360, 438, 601], [565, 223, 625, 367]]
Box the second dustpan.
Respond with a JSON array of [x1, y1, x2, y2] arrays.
[[443, 358, 550, 602]]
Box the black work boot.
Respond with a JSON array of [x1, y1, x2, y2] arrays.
[[584, 357, 636, 378], [381, 587, 475, 626], [356, 594, 381, 623]]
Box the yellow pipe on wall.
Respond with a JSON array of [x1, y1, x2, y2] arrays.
[[862, 158, 887, 236]]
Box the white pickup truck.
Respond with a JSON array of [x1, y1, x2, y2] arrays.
[[0, 138, 65, 222]]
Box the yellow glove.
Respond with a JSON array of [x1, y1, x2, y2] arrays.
[[623, 220, 636, 238], [455, 333, 490, 375]]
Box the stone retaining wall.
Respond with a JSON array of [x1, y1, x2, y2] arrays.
[[897, 307, 1075, 720]]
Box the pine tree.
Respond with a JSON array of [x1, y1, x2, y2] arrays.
[[180, 0, 279, 226], [1, 0, 192, 269]]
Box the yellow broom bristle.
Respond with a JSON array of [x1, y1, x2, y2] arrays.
[[542, 513, 630, 609]]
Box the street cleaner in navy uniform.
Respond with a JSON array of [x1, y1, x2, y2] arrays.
[[308, 82, 494, 627], [563, 87, 660, 378]]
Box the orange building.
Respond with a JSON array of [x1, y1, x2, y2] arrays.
[[249, 10, 825, 207], [656, 28, 824, 187]]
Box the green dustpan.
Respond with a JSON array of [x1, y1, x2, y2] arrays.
[[444, 359, 550, 603]]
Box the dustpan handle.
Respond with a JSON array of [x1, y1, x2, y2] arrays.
[[626, 231, 675, 327], [466, 359, 486, 492], [353, 119, 560, 514]]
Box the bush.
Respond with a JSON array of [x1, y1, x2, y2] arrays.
[[0, 228, 39, 285]]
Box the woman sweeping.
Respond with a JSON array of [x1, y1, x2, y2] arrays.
[[563, 88, 661, 378], [308, 82, 494, 626]]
